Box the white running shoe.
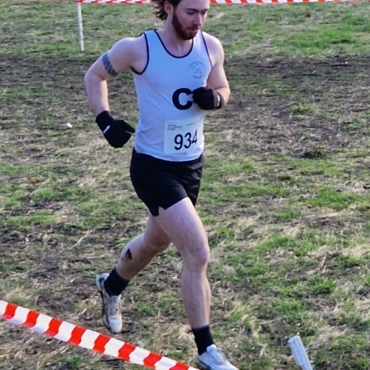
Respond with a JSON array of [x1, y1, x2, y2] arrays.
[[196, 344, 239, 370], [96, 273, 122, 334]]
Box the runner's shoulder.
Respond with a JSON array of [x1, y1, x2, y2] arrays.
[[109, 34, 147, 69], [113, 34, 146, 58], [201, 31, 224, 53]]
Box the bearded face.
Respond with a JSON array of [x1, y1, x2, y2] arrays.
[[171, 7, 200, 40]]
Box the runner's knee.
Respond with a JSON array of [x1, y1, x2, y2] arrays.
[[182, 245, 210, 271]]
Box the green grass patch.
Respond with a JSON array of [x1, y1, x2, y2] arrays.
[[2, 2, 370, 370]]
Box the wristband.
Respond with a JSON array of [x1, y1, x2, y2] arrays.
[[216, 93, 224, 109]]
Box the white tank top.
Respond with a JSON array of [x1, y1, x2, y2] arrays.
[[133, 30, 212, 161]]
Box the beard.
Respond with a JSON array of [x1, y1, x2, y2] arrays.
[[172, 11, 198, 40]]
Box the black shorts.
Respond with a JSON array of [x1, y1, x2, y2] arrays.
[[130, 149, 204, 216]]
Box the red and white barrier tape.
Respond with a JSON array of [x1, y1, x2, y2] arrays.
[[0, 300, 198, 370], [77, 0, 349, 3]]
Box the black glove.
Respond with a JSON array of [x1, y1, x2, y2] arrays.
[[95, 111, 135, 148], [192, 87, 224, 110]]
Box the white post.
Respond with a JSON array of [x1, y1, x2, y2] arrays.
[[77, 1, 84, 52], [288, 335, 313, 370]]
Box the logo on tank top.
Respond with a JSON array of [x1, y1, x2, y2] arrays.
[[172, 88, 192, 110], [189, 61, 206, 79]]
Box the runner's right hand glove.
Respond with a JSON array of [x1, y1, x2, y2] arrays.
[[96, 111, 135, 148], [192, 87, 223, 110]]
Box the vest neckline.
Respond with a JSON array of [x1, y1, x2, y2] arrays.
[[154, 30, 195, 59]]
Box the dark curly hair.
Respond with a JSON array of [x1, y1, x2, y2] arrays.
[[151, 0, 183, 20]]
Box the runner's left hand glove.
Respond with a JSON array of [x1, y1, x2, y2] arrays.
[[95, 111, 135, 148], [192, 87, 223, 110]]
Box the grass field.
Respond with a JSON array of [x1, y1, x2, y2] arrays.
[[1, 1, 370, 369]]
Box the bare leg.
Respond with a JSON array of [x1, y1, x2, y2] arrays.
[[155, 198, 211, 328], [97, 214, 171, 334], [115, 214, 171, 280]]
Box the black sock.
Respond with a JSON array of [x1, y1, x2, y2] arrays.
[[192, 325, 214, 355], [104, 267, 130, 296]]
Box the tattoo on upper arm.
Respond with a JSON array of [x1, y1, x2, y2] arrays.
[[102, 52, 118, 77]]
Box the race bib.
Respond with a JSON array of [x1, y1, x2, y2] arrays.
[[164, 115, 204, 155]]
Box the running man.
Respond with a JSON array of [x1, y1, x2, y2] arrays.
[[84, 0, 237, 368]]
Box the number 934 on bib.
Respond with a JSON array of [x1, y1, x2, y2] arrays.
[[164, 115, 204, 155]]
